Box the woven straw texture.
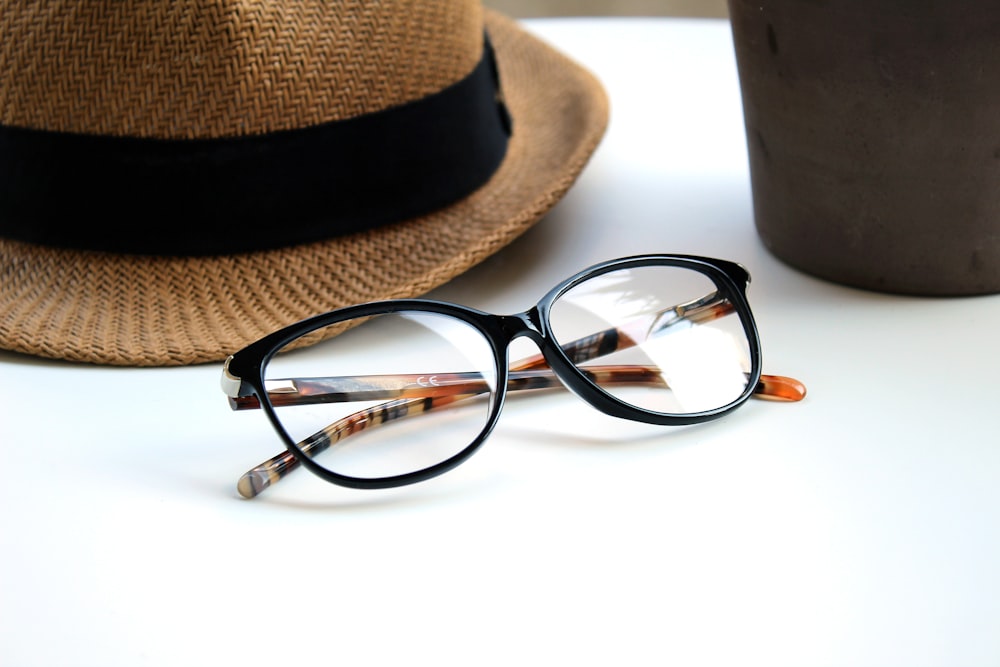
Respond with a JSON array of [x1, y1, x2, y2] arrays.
[[0, 6, 609, 366], [0, 0, 482, 138]]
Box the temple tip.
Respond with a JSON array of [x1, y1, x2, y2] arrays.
[[755, 374, 807, 402], [237, 470, 271, 499]]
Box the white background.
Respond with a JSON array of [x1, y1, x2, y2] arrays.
[[2, 18, 998, 667]]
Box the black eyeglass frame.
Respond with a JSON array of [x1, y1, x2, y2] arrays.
[[223, 254, 764, 490]]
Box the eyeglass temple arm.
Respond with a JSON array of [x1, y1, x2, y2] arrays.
[[236, 365, 677, 498], [235, 291, 805, 497], [230, 368, 804, 412]]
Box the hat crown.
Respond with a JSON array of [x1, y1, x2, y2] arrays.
[[0, 0, 483, 139]]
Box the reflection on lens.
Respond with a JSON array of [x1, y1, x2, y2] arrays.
[[549, 265, 753, 415], [263, 311, 496, 480]]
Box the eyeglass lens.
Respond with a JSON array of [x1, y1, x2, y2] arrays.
[[263, 311, 498, 480]]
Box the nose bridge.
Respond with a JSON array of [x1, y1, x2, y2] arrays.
[[498, 307, 545, 347]]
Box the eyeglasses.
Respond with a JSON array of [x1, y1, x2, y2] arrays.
[[221, 254, 806, 497]]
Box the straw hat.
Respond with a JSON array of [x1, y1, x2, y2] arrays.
[[0, 0, 608, 365]]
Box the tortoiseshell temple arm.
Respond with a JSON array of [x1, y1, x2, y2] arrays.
[[234, 367, 806, 498], [230, 369, 804, 411], [236, 366, 668, 498], [231, 366, 674, 411]]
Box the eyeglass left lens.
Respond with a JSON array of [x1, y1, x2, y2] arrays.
[[262, 310, 497, 481]]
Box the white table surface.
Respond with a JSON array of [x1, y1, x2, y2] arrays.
[[3, 17, 998, 667]]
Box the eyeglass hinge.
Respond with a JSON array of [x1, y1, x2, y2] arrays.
[[220, 355, 243, 398]]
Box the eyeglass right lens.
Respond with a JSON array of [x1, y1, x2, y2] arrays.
[[262, 310, 497, 482], [548, 264, 754, 415]]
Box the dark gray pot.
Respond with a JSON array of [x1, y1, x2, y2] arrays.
[[729, 0, 1000, 295]]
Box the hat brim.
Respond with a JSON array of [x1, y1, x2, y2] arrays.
[[0, 10, 609, 366]]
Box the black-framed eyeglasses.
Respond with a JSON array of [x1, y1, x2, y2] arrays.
[[221, 254, 806, 498]]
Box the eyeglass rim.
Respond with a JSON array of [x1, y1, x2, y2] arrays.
[[225, 254, 764, 489], [532, 254, 763, 423]]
